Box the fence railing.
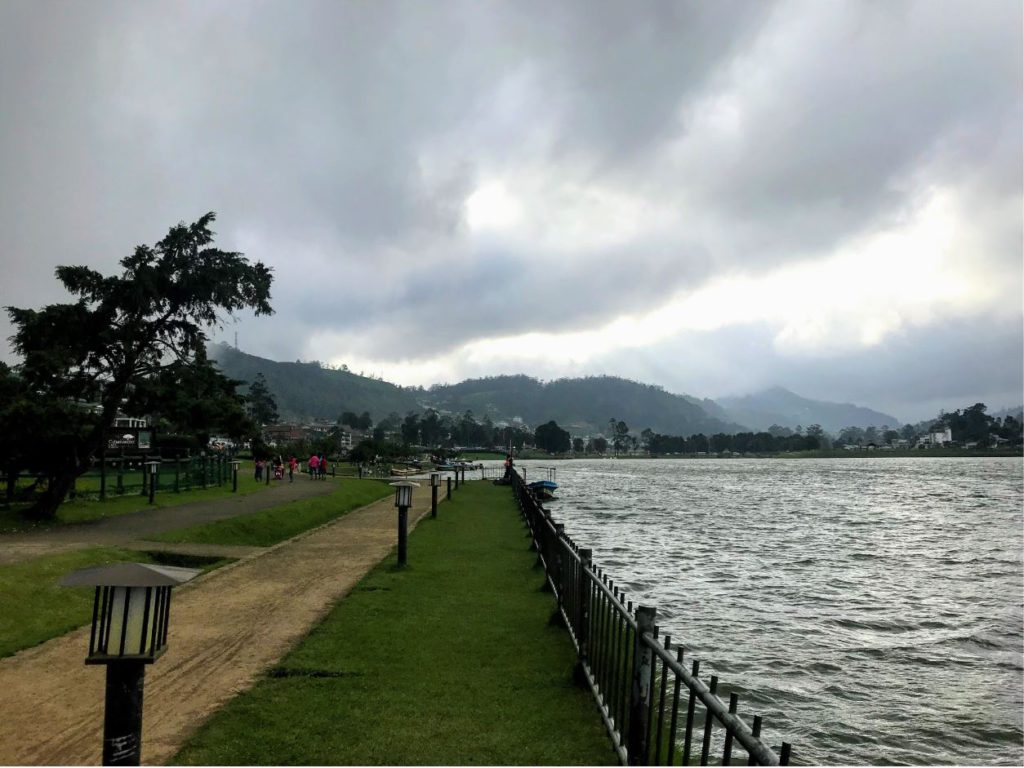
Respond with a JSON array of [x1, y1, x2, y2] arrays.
[[511, 470, 791, 766], [2, 454, 237, 505]]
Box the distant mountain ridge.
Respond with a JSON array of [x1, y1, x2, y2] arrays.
[[425, 375, 744, 436], [210, 344, 902, 437], [718, 386, 899, 432]]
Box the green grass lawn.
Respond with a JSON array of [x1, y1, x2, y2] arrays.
[[174, 481, 614, 766], [0, 465, 271, 534], [151, 480, 393, 547], [0, 548, 229, 659]]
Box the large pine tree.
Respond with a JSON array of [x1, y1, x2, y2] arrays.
[[5, 213, 273, 518]]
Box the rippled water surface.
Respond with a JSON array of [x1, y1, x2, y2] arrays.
[[510, 458, 1023, 765]]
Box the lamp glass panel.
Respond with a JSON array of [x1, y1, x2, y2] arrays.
[[106, 586, 151, 656], [395, 486, 413, 507]]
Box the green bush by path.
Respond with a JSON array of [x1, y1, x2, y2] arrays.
[[0, 463, 271, 534], [174, 482, 614, 766], [0, 548, 229, 659], [152, 480, 392, 547]]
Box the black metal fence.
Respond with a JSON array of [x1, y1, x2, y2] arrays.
[[83, 453, 237, 499], [481, 466, 505, 481], [3, 453, 237, 506], [511, 470, 791, 766]]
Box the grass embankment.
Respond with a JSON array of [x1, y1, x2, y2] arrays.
[[0, 465, 270, 534], [175, 481, 614, 766], [152, 480, 393, 547], [0, 548, 229, 659]]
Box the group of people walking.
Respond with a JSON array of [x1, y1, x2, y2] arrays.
[[307, 453, 329, 480], [254, 454, 328, 483]]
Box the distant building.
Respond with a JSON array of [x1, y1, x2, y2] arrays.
[[917, 426, 953, 448], [263, 423, 305, 445]]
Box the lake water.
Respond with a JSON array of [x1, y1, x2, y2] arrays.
[[504, 457, 1023, 765]]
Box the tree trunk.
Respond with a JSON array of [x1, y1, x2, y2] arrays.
[[25, 470, 80, 520], [25, 428, 103, 520], [5, 468, 17, 505]]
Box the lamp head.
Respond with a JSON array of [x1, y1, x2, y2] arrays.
[[389, 480, 419, 508], [62, 563, 199, 664]]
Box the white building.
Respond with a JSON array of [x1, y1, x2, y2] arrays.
[[917, 426, 953, 447]]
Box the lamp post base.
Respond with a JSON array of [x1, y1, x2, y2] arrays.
[[397, 506, 409, 566], [103, 660, 146, 766]]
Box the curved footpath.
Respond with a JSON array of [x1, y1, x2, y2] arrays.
[[0, 479, 337, 565], [0, 481, 439, 765]]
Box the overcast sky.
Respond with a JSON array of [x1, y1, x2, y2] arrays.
[[1, 0, 1021, 423]]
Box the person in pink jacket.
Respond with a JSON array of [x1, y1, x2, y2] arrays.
[[308, 453, 319, 479]]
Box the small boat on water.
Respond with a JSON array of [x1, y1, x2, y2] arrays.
[[390, 467, 419, 477], [528, 479, 558, 501]]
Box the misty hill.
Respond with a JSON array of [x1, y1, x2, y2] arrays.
[[991, 405, 1023, 422], [210, 345, 898, 438], [425, 375, 743, 436], [209, 343, 419, 421], [718, 386, 899, 433]]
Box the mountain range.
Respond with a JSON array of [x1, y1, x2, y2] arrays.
[[209, 343, 901, 436], [718, 387, 899, 434]]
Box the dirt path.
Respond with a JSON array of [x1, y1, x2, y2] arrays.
[[0, 478, 336, 565], [0, 481, 447, 765]]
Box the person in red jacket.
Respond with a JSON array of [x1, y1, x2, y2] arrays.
[[308, 453, 319, 479]]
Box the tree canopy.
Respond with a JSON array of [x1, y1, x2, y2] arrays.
[[4, 212, 273, 517], [247, 372, 280, 426], [534, 420, 571, 454]]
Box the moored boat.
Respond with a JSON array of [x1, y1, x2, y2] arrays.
[[528, 479, 558, 500]]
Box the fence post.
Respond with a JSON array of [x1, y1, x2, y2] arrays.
[[174, 459, 180, 493], [577, 548, 593, 666], [99, 451, 107, 501], [553, 523, 566, 617], [628, 605, 657, 765]]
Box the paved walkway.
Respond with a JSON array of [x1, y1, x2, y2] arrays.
[[0, 480, 450, 765], [0, 479, 336, 565]]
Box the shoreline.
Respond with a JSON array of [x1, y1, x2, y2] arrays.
[[507, 448, 1023, 460]]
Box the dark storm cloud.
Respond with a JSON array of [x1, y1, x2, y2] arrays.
[[602, 316, 1024, 424], [0, 0, 1020, 413]]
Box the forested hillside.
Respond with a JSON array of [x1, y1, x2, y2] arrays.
[[211, 346, 912, 440], [209, 343, 419, 421], [425, 375, 743, 436]]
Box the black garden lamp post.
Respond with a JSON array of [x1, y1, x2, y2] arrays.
[[429, 472, 440, 518], [389, 480, 419, 567], [61, 563, 200, 766], [231, 460, 240, 492], [145, 461, 159, 505]]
